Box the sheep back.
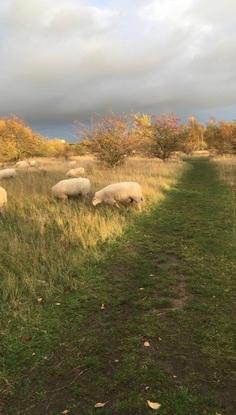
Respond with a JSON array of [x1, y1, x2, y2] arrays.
[[52, 178, 91, 199], [0, 168, 16, 179], [0, 186, 7, 211]]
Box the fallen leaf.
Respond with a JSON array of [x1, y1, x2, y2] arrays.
[[100, 304, 105, 310], [55, 302, 61, 306], [144, 341, 150, 347], [149, 274, 154, 277], [114, 359, 119, 363], [32, 352, 36, 356], [147, 400, 161, 410], [139, 287, 145, 291], [145, 386, 150, 390], [62, 410, 70, 415], [37, 297, 43, 303], [94, 402, 108, 408]]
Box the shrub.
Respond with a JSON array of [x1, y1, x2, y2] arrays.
[[0, 116, 46, 161], [204, 120, 236, 155], [150, 114, 181, 160], [83, 115, 135, 167], [182, 116, 206, 154]]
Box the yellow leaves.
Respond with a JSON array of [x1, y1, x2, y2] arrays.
[[133, 113, 152, 128], [147, 400, 161, 410], [0, 119, 6, 131], [94, 402, 108, 408]]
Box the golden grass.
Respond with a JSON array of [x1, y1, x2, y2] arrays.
[[0, 157, 183, 315], [214, 156, 236, 188], [214, 156, 236, 238]]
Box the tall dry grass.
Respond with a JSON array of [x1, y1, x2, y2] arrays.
[[215, 156, 236, 236], [215, 156, 236, 187], [0, 157, 183, 320]]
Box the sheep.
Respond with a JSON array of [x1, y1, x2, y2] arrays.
[[52, 178, 91, 200], [66, 167, 85, 178], [15, 160, 29, 169], [0, 186, 7, 213], [92, 181, 144, 208], [28, 160, 37, 167], [0, 168, 16, 180]]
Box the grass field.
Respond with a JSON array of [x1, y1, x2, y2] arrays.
[[1, 157, 236, 415], [0, 157, 183, 411]]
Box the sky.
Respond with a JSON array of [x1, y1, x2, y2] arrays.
[[0, 0, 235, 140]]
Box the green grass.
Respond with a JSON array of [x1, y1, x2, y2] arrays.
[[1, 158, 236, 414]]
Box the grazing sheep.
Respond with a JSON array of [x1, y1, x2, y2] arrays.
[[15, 160, 29, 169], [0, 168, 16, 180], [0, 186, 7, 212], [28, 160, 37, 167], [66, 167, 85, 177], [52, 178, 91, 200], [92, 182, 144, 208]]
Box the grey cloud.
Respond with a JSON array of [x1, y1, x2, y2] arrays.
[[0, 0, 235, 138]]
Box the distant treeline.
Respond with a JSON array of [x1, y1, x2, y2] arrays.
[[1, 114, 236, 165]]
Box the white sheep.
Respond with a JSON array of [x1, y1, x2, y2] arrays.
[[92, 182, 144, 208], [0, 168, 16, 180], [28, 160, 37, 167], [15, 160, 29, 169], [0, 186, 7, 212], [52, 178, 91, 200], [66, 167, 85, 177]]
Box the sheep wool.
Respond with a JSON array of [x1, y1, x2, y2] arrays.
[[66, 167, 85, 177], [0, 168, 16, 179], [93, 181, 144, 207], [0, 186, 7, 212], [52, 178, 91, 199], [15, 160, 29, 169]]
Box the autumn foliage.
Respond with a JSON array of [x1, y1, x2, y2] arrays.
[[82, 115, 136, 167], [0, 117, 69, 162], [1, 114, 236, 166]]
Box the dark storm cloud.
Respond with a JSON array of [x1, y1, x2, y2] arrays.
[[0, 0, 235, 137]]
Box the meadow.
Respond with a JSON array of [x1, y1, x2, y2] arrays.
[[0, 157, 182, 311], [1, 156, 236, 415]]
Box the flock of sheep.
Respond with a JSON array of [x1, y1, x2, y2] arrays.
[[0, 160, 144, 212]]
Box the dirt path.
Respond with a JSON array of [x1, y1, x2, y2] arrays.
[[4, 159, 236, 414]]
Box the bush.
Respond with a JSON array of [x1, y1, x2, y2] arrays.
[[150, 114, 181, 160], [0, 117, 46, 162], [182, 116, 206, 154], [83, 115, 136, 167], [204, 120, 236, 155]]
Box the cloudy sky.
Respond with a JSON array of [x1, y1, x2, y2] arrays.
[[0, 0, 235, 139]]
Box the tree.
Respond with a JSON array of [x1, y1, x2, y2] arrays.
[[132, 113, 153, 155], [183, 116, 206, 154], [0, 116, 45, 161], [83, 115, 135, 167], [150, 114, 181, 160], [204, 120, 236, 154]]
